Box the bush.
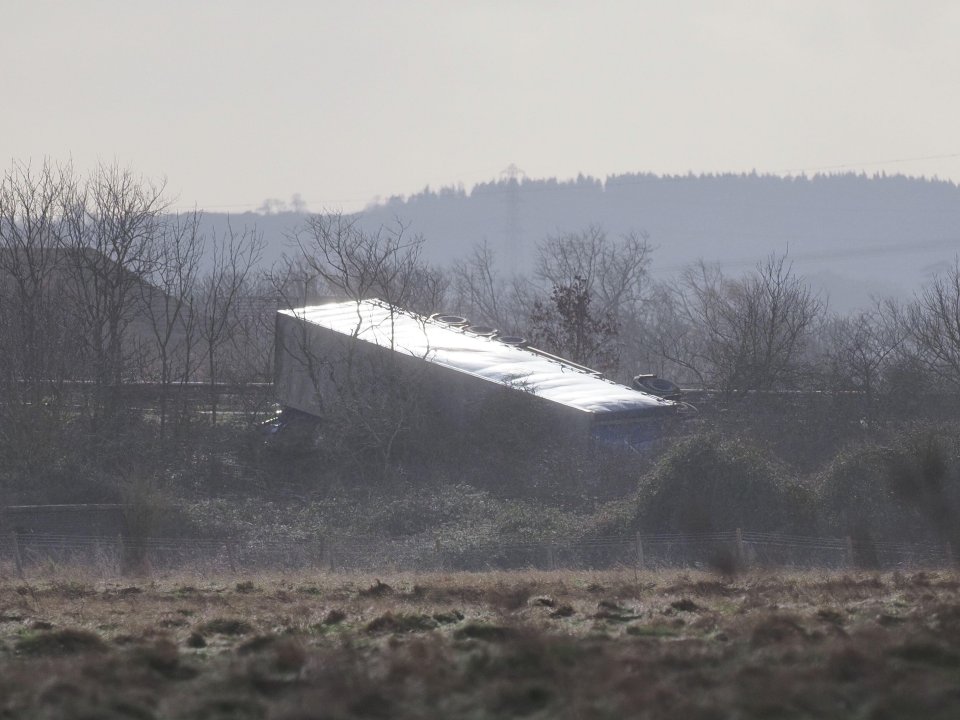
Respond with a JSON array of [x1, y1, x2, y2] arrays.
[[815, 425, 960, 555], [594, 433, 814, 536], [816, 443, 922, 541], [883, 426, 960, 548]]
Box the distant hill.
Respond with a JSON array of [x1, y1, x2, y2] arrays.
[[197, 172, 960, 312]]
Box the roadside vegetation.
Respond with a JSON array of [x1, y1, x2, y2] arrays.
[[1, 160, 960, 567], [4, 161, 960, 717]]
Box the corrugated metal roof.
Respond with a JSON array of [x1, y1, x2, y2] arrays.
[[279, 299, 675, 416]]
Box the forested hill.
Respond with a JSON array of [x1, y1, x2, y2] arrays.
[[205, 172, 960, 311]]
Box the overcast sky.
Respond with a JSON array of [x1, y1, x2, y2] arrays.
[[3, 0, 959, 213]]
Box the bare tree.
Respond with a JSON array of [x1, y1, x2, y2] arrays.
[[215, 272, 279, 422], [0, 160, 75, 410], [529, 275, 620, 371], [400, 261, 450, 317], [449, 240, 530, 332], [289, 212, 441, 312], [820, 303, 905, 401], [139, 210, 203, 438], [643, 281, 709, 387], [536, 226, 651, 320], [59, 164, 168, 429], [534, 226, 652, 377], [448, 226, 653, 373], [275, 212, 451, 477], [903, 260, 960, 392], [673, 254, 823, 393], [197, 221, 264, 426]]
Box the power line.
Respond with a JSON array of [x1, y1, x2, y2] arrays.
[[649, 237, 960, 275], [778, 151, 960, 175]]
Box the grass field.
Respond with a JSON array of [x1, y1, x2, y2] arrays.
[[1, 569, 959, 719]]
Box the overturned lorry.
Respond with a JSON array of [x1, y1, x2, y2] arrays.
[[273, 298, 680, 450]]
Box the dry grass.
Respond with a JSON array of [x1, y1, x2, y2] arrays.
[[1, 569, 959, 719]]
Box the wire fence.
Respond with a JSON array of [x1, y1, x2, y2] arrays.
[[0, 529, 954, 577]]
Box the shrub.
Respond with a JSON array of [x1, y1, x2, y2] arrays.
[[15, 628, 107, 656], [883, 426, 960, 549], [817, 442, 922, 541], [814, 426, 960, 562], [595, 433, 814, 536], [365, 612, 438, 634]]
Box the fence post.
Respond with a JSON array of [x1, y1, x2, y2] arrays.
[[845, 536, 855, 568], [946, 541, 954, 567], [226, 540, 238, 574], [11, 530, 23, 579], [735, 528, 745, 567], [635, 531, 645, 573]]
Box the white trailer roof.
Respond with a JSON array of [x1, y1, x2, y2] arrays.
[[279, 299, 675, 417]]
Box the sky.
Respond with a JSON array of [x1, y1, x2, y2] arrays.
[[3, 0, 960, 213]]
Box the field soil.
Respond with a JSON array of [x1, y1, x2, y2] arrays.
[[1, 570, 959, 719]]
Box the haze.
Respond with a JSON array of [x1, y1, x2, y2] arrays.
[[3, 0, 960, 213]]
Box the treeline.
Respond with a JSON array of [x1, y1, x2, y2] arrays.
[[4, 160, 960, 520], [390, 169, 959, 206], [4, 161, 960, 430], [444, 223, 960, 411], [0, 161, 271, 438], [358, 170, 960, 295]]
